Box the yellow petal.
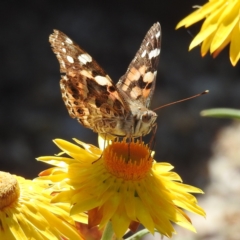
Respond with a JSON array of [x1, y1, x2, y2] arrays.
[[210, 1, 239, 53], [176, 0, 224, 29], [175, 210, 197, 232], [230, 19, 240, 66], [73, 138, 102, 155], [54, 139, 94, 160], [212, 32, 231, 57], [161, 172, 182, 182], [111, 209, 131, 238], [123, 183, 136, 220], [37, 156, 72, 167], [98, 134, 116, 151], [7, 211, 28, 240], [172, 182, 204, 194], [154, 213, 175, 238], [72, 201, 99, 217], [100, 194, 121, 227], [135, 198, 155, 233], [174, 198, 206, 216], [153, 162, 174, 173], [201, 32, 215, 56], [189, 4, 225, 50]]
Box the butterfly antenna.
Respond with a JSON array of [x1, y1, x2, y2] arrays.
[[153, 90, 209, 111]]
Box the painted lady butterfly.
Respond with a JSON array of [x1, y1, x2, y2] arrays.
[[49, 22, 161, 138]]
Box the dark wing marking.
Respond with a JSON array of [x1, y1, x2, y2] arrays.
[[49, 30, 130, 133], [116, 22, 161, 108]]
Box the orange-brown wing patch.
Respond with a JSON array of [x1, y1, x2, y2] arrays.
[[49, 30, 129, 134], [117, 22, 161, 107]]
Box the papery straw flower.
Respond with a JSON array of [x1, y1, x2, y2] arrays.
[[176, 0, 240, 66], [0, 171, 87, 240], [37, 137, 205, 239]]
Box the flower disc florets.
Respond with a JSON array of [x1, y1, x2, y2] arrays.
[[103, 139, 153, 180]]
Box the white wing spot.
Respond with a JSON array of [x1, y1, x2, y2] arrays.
[[65, 37, 73, 44], [95, 76, 110, 86], [143, 72, 154, 83], [60, 60, 66, 68], [82, 53, 92, 62], [78, 54, 92, 65], [155, 31, 160, 38], [67, 55, 74, 63], [62, 48, 66, 53], [149, 48, 160, 59], [141, 50, 147, 58]]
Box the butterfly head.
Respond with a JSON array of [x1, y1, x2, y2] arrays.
[[141, 110, 157, 123], [132, 108, 157, 137]]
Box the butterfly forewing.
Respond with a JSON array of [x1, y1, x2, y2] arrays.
[[49, 30, 130, 135], [49, 23, 161, 137], [117, 22, 161, 108]]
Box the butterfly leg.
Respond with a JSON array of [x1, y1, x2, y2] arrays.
[[149, 123, 157, 147], [92, 153, 103, 164], [148, 124, 157, 160], [92, 133, 108, 164]]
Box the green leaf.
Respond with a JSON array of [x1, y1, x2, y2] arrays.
[[200, 108, 240, 119]]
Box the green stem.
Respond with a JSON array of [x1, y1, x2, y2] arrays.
[[200, 108, 240, 119], [125, 229, 161, 240], [101, 221, 114, 240]]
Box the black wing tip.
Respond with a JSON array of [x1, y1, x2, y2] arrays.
[[50, 29, 60, 36], [49, 29, 59, 41], [146, 22, 161, 39], [153, 22, 161, 30], [50, 29, 66, 39]]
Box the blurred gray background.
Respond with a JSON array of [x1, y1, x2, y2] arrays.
[[1, 0, 239, 188]]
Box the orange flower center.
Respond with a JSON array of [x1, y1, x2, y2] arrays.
[[0, 171, 20, 209], [103, 140, 153, 180]]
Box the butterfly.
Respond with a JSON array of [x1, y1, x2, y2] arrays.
[[49, 22, 161, 138]]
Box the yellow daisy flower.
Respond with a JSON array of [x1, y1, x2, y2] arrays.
[[37, 137, 205, 239], [0, 171, 87, 240], [176, 0, 240, 66]]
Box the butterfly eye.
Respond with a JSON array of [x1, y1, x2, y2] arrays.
[[141, 112, 152, 123]]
